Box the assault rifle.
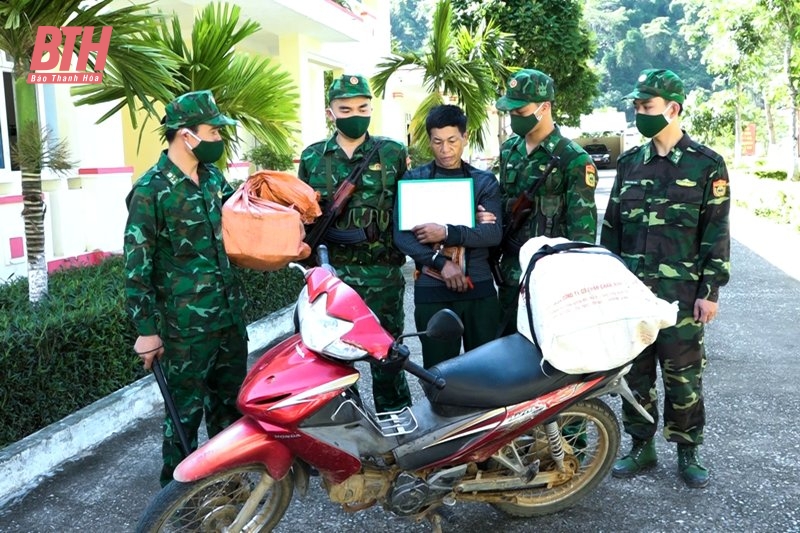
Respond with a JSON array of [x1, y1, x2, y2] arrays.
[[304, 140, 384, 252], [488, 155, 561, 286]]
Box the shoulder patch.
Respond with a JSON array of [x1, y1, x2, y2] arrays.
[[585, 164, 597, 188], [712, 178, 728, 198]]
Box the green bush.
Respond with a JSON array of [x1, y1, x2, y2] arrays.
[[0, 257, 304, 447], [236, 265, 304, 324], [755, 170, 788, 181], [245, 144, 295, 171]]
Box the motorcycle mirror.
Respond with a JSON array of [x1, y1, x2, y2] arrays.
[[424, 309, 464, 341]]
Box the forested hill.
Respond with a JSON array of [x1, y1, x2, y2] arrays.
[[391, 0, 714, 112], [585, 0, 712, 111]]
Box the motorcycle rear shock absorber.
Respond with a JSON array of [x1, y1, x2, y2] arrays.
[[545, 421, 566, 472]]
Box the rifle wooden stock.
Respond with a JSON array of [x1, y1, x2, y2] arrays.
[[488, 155, 561, 286], [303, 141, 384, 251]]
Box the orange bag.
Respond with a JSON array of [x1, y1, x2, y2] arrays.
[[222, 176, 315, 271], [247, 170, 322, 224]]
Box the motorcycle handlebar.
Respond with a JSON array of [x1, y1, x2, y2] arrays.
[[403, 358, 446, 390]]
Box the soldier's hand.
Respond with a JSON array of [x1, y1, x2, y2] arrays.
[[412, 223, 447, 244], [693, 298, 718, 324], [135, 334, 164, 370], [441, 260, 468, 293], [476, 204, 496, 224]]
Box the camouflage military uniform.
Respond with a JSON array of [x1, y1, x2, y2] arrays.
[[298, 74, 412, 412], [495, 70, 598, 335], [602, 135, 730, 445], [124, 91, 247, 486]]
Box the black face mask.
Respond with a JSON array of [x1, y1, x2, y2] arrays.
[[509, 103, 544, 137], [184, 129, 224, 163], [330, 110, 371, 139]]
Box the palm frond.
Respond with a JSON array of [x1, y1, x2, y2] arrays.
[[428, 0, 454, 74], [371, 52, 422, 98], [372, 0, 500, 154], [409, 92, 446, 160], [215, 53, 299, 155], [0, 0, 106, 73], [71, 2, 298, 158]]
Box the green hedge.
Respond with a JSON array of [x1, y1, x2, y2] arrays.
[[0, 256, 303, 448], [755, 170, 788, 181]]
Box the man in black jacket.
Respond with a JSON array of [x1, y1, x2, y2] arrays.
[[393, 105, 502, 368]]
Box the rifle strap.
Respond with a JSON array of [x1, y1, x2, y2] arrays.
[[325, 155, 334, 198], [521, 241, 597, 348], [323, 146, 386, 198], [510, 136, 572, 235], [321, 140, 384, 226], [532, 136, 570, 190]]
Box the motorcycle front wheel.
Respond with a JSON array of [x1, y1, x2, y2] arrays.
[[492, 398, 620, 517], [135, 464, 294, 532]]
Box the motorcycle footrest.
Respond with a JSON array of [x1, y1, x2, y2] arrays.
[[374, 407, 418, 436]]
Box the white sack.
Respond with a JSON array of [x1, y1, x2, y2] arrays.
[[517, 237, 678, 374]]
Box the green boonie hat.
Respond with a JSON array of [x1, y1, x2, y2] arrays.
[[624, 68, 685, 105], [163, 90, 237, 129], [496, 69, 554, 111], [327, 74, 373, 103]]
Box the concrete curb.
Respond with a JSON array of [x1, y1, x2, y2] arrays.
[[0, 305, 295, 507]]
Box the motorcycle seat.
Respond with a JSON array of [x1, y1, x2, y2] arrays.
[[423, 333, 586, 416]]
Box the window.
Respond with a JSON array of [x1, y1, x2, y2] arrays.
[[1, 50, 15, 171]]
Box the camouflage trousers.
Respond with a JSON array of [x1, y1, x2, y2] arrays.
[[622, 279, 707, 445], [497, 254, 524, 337], [159, 325, 247, 486], [414, 296, 500, 368], [339, 264, 412, 412]]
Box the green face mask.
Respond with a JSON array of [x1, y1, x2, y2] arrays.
[[184, 130, 224, 164], [333, 113, 371, 140], [635, 112, 670, 138], [509, 104, 544, 137]]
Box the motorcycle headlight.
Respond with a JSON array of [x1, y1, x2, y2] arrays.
[[296, 288, 368, 361]]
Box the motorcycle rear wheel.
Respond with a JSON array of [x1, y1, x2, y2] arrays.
[[135, 464, 294, 532], [492, 398, 619, 517]]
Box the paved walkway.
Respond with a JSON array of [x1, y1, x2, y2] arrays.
[[1, 173, 799, 531]]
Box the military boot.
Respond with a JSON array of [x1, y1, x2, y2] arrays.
[[611, 438, 657, 478], [677, 444, 709, 488]]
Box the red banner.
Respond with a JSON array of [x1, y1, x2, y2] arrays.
[[741, 123, 756, 156]]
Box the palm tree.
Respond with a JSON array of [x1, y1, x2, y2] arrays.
[[371, 0, 511, 160], [0, 0, 180, 303], [73, 2, 299, 160]]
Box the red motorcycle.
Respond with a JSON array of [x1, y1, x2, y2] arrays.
[[136, 247, 652, 533]]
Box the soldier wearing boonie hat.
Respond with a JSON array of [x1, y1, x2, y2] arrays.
[[298, 73, 413, 413], [124, 89, 247, 486], [492, 68, 598, 336], [602, 68, 730, 489]]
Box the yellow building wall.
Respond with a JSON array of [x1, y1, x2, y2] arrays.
[[122, 104, 167, 182]]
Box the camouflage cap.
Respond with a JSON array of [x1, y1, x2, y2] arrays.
[[624, 68, 685, 105], [327, 74, 373, 103], [163, 90, 237, 129], [496, 69, 554, 111]]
